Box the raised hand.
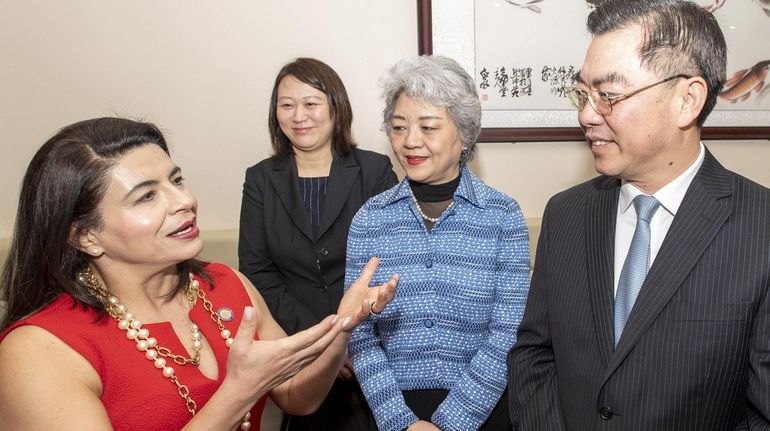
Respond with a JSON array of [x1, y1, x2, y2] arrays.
[[337, 256, 398, 331], [223, 306, 342, 400]]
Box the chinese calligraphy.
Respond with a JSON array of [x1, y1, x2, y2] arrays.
[[478, 65, 577, 98], [542, 65, 576, 98]]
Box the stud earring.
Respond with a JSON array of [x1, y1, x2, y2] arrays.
[[91, 248, 101, 256]]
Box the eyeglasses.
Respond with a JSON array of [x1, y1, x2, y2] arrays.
[[565, 74, 691, 115]]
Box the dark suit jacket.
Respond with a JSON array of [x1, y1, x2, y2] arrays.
[[238, 148, 397, 335], [507, 149, 770, 430]]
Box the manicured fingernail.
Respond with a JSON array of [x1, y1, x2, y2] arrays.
[[342, 317, 351, 329], [244, 307, 253, 321], [331, 315, 339, 325]]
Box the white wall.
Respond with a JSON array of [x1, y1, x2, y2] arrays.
[[1, 1, 769, 238], [0, 1, 416, 237]]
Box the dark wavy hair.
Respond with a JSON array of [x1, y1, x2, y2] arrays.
[[268, 58, 357, 158], [587, 0, 726, 126], [0, 117, 209, 331]]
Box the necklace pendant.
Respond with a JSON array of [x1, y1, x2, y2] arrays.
[[78, 266, 238, 419], [217, 306, 235, 322]]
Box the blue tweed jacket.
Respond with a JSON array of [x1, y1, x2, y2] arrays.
[[345, 166, 530, 431]]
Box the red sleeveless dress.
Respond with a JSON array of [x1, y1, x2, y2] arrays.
[[0, 263, 267, 430]]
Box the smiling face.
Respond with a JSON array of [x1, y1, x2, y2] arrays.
[[389, 94, 463, 185], [276, 75, 334, 156], [85, 144, 202, 267], [577, 25, 692, 192]]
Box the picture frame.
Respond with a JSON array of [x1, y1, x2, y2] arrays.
[[417, 0, 770, 142]]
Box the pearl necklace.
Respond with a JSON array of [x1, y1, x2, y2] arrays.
[[410, 190, 455, 223], [78, 267, 253, 430]]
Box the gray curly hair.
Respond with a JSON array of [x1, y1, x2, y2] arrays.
[[381, 55, 481, 164]]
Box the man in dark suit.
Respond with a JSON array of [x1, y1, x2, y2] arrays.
[[507, 0, 770, 429]]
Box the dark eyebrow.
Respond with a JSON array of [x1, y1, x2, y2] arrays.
[[593, 72, 630, 87], [124, 179, 158, 200], [123, 165, 182, 200], [277, 95, 325, 101], [575, 71, 630, 87]]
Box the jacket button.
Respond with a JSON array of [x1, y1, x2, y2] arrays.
[[425, 259, 433, 268], [423, 319, 434, 328], [320, 285, 328, 293], [320, 248, 329, 257], [599, 406, 613, 420]]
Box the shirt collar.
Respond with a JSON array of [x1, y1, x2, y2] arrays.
[[383, 165, 485, 208], [619, 143, 705, 216]]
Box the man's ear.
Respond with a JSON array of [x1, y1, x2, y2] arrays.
[[676, 76, 708, 129], [70, 226, 103, 258]]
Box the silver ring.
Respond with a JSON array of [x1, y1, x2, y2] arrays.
[[368, 300, 381, 317]]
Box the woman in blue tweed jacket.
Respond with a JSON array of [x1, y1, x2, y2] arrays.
[[345, 56, 530, 431]]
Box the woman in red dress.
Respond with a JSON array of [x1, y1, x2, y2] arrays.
[[0, 117, 397, 430]]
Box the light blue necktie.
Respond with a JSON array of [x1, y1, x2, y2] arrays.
[[614, 195, 661, 346]]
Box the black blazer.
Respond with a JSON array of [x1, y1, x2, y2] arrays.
[[238, 148, 397, 335], [507, 149, 770, 430]]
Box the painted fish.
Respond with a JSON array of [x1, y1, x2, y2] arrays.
[[756, 85, 770, 104], [755, 0, 770, 16], [702, 0, 726, 13], [719, 60, 770, 104], [702, 0, 770, 15], [506, 0, 543, 13]]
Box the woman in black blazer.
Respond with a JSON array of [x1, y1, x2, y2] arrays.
[[238, 58, 397, 431]]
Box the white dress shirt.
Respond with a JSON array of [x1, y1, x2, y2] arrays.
[[613, 144, 706, 296]]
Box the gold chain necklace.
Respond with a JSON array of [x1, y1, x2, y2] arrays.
[[78, 267, 252, 429]]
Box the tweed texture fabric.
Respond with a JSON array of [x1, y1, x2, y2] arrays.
[[345, 166, 530, 431]]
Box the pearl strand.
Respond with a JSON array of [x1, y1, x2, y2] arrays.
[[78, 269, 249, 429], [410, 190, 454, 223]]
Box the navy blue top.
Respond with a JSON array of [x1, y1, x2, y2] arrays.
[[298, 176, 328, 238]]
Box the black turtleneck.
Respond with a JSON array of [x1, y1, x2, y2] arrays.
[[408, 172, 461, 231], [408, 174, 461, 202]]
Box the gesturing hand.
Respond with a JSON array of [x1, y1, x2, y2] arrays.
[[337, 256, 398, 332], [224, 306, 342, 400]]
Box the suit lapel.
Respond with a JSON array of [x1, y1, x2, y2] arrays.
[[268, 156, 314, 241], [586, 177, 621, 366], [317, 152, 360, 239], [602, 150, 733, 382]]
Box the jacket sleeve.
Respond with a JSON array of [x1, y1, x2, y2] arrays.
[[506, 203, 567, 430], [378, 157, 399, 192], [237, 167, 318, 335], [361, 150, 398, 196], [345, 204, 420, 431], [432, 200, 531, 431], [745, 274, 770, 430]]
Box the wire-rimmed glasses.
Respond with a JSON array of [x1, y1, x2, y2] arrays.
[[565, 74, 691, 115]]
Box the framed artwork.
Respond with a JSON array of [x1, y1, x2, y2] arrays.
[[417, 0, 770, 142]]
